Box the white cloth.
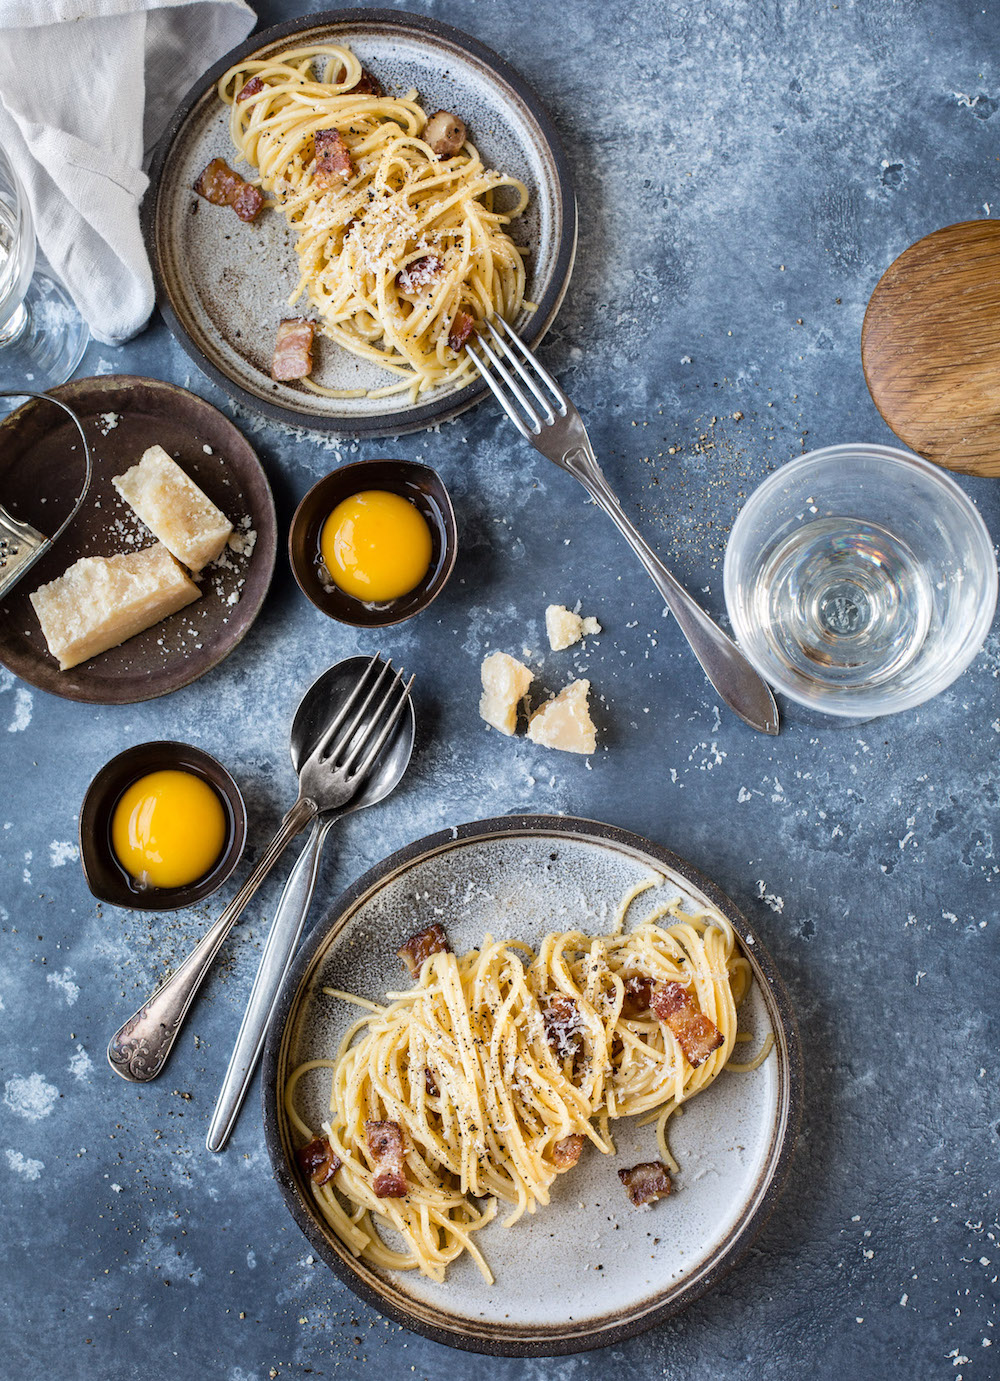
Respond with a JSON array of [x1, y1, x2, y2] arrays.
[[0, 0, 256, 344]]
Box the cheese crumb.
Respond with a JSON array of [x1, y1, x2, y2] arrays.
[[479, 652, 532, 736], [545, 604, 601, 651], [527, 679, 597, 755]]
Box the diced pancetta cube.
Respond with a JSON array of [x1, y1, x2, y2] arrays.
[[193, 158, 264, 223], [365, 1119, 408, 1198], [397, 922, 449, 977], [271, 318, 314, 382], [618, 1161, 673, 1208], [650, 980, 724, 1067]]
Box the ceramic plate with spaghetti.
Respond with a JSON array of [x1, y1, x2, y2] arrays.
[[146, 8, 577, 436], [262, 816, 801, 1356]]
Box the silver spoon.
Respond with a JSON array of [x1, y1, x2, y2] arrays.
[[107, 654, 413, 1083], [205, 655, 415, 1152]]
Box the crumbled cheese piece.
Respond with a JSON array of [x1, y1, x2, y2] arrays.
[[29, 543, 200, 670], [527, 679, 597, 755], [113, 445, 233, 573], [479, 651, 532, 736], [545, 604, 601, 651]]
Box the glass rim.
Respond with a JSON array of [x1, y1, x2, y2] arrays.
[[723, 442, 999, 718]]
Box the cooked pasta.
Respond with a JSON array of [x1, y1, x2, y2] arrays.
[[218, 44, 531, 401], [285, 896, 769, 1284]]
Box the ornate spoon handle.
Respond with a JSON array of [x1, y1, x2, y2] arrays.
[[107, 797, 317, 1082]]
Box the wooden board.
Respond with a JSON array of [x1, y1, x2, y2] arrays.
[[861, 219, 1000, 477]]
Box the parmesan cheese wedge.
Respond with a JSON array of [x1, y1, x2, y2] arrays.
[[479, 651, 533, 736], [29, 543, 200, 671], [527, 679, 597, 755], [545, 604, 601, 651], [113, 445, 233, 573]]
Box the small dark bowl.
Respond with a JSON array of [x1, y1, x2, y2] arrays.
[[79, 741, 247, 911], [288, 459, 457, 627]]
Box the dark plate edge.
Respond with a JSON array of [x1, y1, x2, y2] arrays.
[[143, 7, 578, 438], [261, 813, 804, 1357], [0, 375, 277, 705]]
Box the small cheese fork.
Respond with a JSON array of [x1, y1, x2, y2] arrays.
[[467, 321, 779, 736]]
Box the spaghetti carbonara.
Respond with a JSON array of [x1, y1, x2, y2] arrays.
[[285, 894, 771, 1284], [218, 45, 530, 400]]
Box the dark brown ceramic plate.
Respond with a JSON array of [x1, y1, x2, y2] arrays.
[[144, 8, 577, 436], [288, 459, 458, 626], [79, 740, 247, 911], [262, 815, 802, 1356], [0, 375, 276, 704]]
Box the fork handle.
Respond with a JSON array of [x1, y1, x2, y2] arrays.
[[581, 461, 779, 735], [206, 812, 338, 1152], [107, 795, 318, 1083]]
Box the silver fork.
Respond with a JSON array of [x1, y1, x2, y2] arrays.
[[469, 320, 779, 735], [107, 655, 415, 1083]]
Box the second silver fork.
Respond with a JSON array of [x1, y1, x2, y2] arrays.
[[469, 320, 779, 736], [108, 654, 414, 1086]]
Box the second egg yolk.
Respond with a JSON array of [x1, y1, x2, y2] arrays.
[[111, 769, 227, 890], [320, 489, 432, 603]]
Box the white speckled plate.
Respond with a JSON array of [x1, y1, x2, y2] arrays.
[[145, 9, 577, 436], [262, 816, 801, 1355]]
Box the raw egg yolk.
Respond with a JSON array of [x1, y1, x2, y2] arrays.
[[111, 769, 227, 890], [320, 489, 432, 603]]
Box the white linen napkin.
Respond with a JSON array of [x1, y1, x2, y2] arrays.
[[0, 0, 256, 345]]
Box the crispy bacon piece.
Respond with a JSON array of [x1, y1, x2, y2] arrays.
[[333, 65, 383, 97], [193, 157, 264, 223], [447, 310, 475, 352], [424, 110, 466, 158], [424, 1067, 440, 1098], [350, 68, 383, 97], [397, 254, 444, 294], [271, 318, 314, 382], [618, 1161, 673, 1208], [397, 922, 449, 977], [651, 980, 724, 1068], [365, 1119, 408, 1198], [620, 974, 653, 1019], [314, 128, 354, 185], [295, 1136, 341, 1186], [236, 75, 264, 102], [542, 992, 583, 1059], [552, 1134, 584, 1168]]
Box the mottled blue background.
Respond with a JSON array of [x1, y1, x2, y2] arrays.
[[2, 1, 998, 1378]]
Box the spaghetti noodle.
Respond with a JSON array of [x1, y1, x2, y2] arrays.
[[218, 45, 531, 401], [285, 897, 769, 1284]]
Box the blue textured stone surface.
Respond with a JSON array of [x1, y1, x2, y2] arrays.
[[2, 1, 999, 1377]]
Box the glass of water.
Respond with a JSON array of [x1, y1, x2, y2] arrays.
[[723, 444, 998, 718], [0, 144, 88, 403]]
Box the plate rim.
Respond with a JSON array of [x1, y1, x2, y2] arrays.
[[261, 813, 803, 1356], [144, 6, 579, 437], [0, 373, 277, 705]]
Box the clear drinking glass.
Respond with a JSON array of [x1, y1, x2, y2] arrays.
[[0, 145, 88, 404], [723, 444, 998, 718]]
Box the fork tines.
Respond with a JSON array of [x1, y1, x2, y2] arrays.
[[467, 318, 569, 441], [310, 654, 413, 782]]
